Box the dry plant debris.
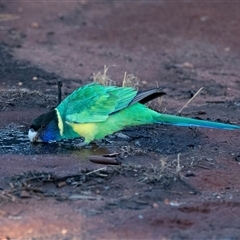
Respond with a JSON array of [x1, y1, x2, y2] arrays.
[[6, 156, 190, 200], [92, 65, 140, 90], [92, 65, 116, 86], [0, 89, 57, 110]]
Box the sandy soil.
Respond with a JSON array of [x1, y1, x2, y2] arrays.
[[0, 1, 240, 239]]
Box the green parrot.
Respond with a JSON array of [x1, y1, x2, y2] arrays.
[[28, 82, 240, 145]]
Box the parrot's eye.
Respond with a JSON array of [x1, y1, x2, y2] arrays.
[[30, 125, 38, 131], [30, 123, 43, 131]]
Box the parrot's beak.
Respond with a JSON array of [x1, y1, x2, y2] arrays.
[[28, 128, 42, 142]]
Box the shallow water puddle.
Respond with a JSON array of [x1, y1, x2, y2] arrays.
[[0, 124, 110, 156]]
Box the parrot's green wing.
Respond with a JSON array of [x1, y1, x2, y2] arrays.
[[57, 83, 138, 123]]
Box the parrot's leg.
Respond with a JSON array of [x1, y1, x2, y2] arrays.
[[74, 138, 92, 149]]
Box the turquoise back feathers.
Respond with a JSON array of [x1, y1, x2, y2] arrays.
[[57, 83, 139, 123]]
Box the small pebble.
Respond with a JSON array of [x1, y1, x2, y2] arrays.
[[31, 22, 40, 29], [61, 229, 67, 235], [153, 203, 159, 208]]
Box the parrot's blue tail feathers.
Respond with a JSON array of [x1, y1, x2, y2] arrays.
[[155, 113, 240, 130]]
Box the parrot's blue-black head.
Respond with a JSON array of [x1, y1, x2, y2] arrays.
[[28, 110, 61, 143]]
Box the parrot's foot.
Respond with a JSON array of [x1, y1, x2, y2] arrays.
[[74, 141, 91, 149]]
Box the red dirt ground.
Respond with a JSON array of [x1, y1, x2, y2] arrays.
[[0, 1, 240, 239]]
